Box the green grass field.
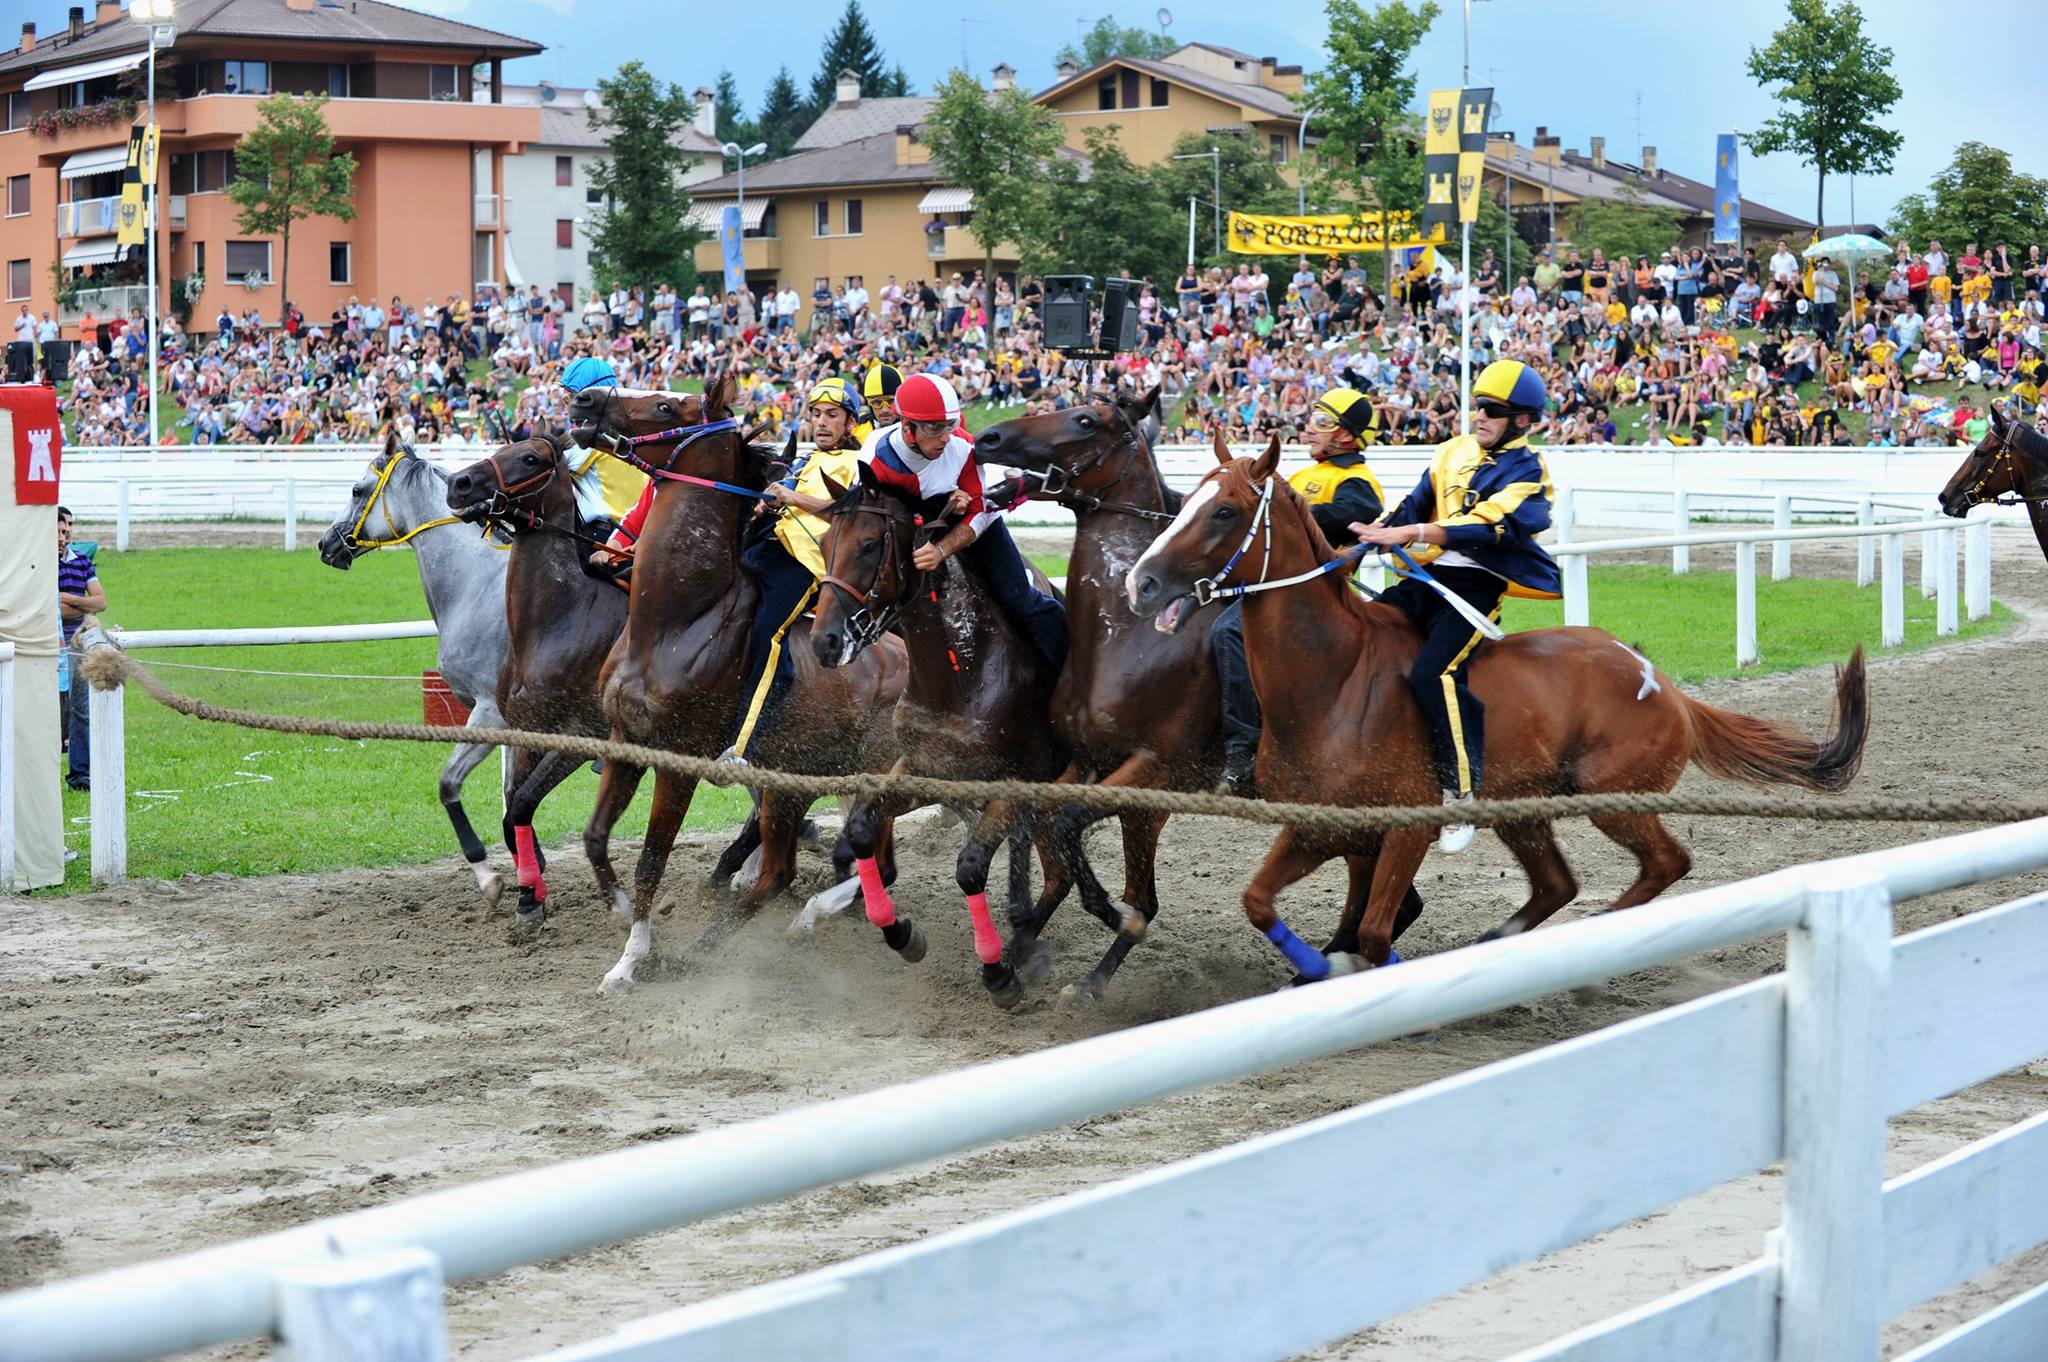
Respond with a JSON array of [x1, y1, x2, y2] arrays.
[[38, 544, 2008, 894]]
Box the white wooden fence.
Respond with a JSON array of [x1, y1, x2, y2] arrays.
[[2, 818, 2043, 1362]]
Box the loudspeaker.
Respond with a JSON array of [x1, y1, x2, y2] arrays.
[[1099, 278, 1138, 353], [5, 341, 30, 383], [41, 339, 70, 383], [1041, 273, 1094, 349]]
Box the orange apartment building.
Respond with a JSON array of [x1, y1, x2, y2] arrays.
[[0, 0, 541, 341]]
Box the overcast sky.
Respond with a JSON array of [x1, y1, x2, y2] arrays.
[[409, 0, 2039, 231]]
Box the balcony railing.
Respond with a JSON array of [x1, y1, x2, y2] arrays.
[[59, 195, 120, 238], [168, 195, 186, 229], [473, 193, 500, 228], [58, 283, 152, 327]]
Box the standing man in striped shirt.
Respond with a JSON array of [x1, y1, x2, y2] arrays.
[[56, 507, 106, 791]]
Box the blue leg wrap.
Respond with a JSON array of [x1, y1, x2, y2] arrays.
[[1265, 920, 1329, 980], [1384, 947, 1402, 966]]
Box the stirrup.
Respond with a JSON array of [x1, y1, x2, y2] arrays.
[[716, 745, 750, 768], [1437, 790, 1476, 855]]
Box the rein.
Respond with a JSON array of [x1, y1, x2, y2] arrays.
[[819, 502, 917, 656], [1191, 475, 1372, 606], [1961, 440, 2048, 508], [587, 389, 763, 500], [1019, 402, 1177, 523], [345, 443, 468, 553]]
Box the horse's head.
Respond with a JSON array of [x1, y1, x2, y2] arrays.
[[319, 426, 424, 570], [972, 384, 1161, 500], [568, 373, 731, 455], [1127, 431, 1283, 635], [445, 428, 575, 528], [1939, 400, 2029, 517], [811, 462, 926, 668]]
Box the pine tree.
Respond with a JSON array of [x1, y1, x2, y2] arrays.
[[881, 64, 911, 98], [756, 66, 806, 161], [588, 61, 703, 292], [713, 68, 747, 144], [808, 0, 894, 114]]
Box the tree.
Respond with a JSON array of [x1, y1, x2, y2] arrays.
[[1300, 0, 1438, 218], [1154, 129, 1291, 268], [1888, 142, 2048, 255], [1561, 183, 1685, 263], [587, 61, 703, 293], [713, 68, 753, 149], [1473, 188, 1531, 291], [1055, 15, 1178, 68], [920, 69, 1066, 300], [1744, 0, 1902, 229], [227, 92, 356, 314], [880, 64, 912, 98], [1033, 126, 1184, 291], [755, 66, 806, 161], [808, 0, 895, 115]]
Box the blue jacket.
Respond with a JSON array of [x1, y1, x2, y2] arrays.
[[1385, 433, 1562, 598]]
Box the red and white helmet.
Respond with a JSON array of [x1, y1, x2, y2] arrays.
[[896, 373, 961, 425]]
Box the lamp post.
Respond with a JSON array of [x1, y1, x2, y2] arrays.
[[1296, 106, 1312, 215], [128, 0, 173, 456], [721, 139, 767, 290], [1171, 146, 1220, 258]]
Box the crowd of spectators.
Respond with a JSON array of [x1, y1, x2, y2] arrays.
[[34, 229, 2048, 452]]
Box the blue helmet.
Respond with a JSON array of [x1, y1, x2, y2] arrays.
[[560, 357, 619, 393]]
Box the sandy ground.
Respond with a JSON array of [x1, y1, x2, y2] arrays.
[[6, 527, 2048, 1360]]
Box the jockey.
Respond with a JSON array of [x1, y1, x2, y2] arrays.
[[860, 373, 1068, 671], [1214, 387, 1386, 797], [722, 375, 870, 762], [557, 357, 649, 526], [1351, 358, 1560, 853], [861, 361, 902, 431]]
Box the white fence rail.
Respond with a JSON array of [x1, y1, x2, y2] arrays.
[[3, 819, 2044, 1362]]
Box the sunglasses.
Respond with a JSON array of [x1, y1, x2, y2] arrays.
[[1475, 399, 1517, 419], [1307, 410, 1341, 430], [906, 418, 953, 435]]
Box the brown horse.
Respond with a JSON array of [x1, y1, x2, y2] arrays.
[[566, 376, 908, 992], [809, 464, 1073, 1007], [1126, 437, 1870, 976], [1939, 399, 2048, 563], [974, 392, 1423, 999]]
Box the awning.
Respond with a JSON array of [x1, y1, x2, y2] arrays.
[[25, 49, 147, 92], [917, 186, 974, 215], [60, 145, 130, 181], [683, 198, 769, 232], [502, 237, 524, 289], [61, 237, 123, 268]]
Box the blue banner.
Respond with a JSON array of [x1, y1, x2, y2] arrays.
[[1714, 133, 1741, 245], [719, 205, 745, 299]]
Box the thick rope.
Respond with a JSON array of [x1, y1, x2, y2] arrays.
[[79, 646, 2048, 833]]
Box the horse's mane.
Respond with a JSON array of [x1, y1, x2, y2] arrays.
[[2007, 414, 2048, 466]]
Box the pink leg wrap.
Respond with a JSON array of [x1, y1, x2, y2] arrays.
[[856, 857, 895, 928], [965, 892, 1003, 965], [513, 826, 546, 900]]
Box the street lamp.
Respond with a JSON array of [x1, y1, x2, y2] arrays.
[[1296, 105, 1312, 215], [721, 139, 768, 250], [1171, 146, 1220, 259], [128, 0, 173, 456]]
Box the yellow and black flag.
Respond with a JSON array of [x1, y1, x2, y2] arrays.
[[1456, 86, 1493, 224], [116, 123, 146, 247], [1421, 87, 1459, 238]]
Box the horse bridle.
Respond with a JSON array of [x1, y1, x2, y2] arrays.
[[341, 441, 467, 558], [583, 387, 742, 475], [1957, 421, 2048, 509], [1016, 401, 1175, 523], [462, 434, 616, 553], [819, 499, 922, 656]]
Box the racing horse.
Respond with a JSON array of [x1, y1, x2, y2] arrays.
[[973, 397, 1425, 1000], [567, 375, 908, 992], [317, 429, 513, 905], [1126, 437, 1870, 976], [809, 464, 1074, 1008], [1939, 399, 2048, 564]]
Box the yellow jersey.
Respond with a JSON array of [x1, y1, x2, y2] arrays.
[[774, 443, 862, 578], [572, 445, 652, 523]]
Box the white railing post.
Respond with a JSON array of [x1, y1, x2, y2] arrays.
[[1855, 496, 1874, 587], [1964, 506, 1991, 621], [1776, 870, 1891, 1362], [276, 1248, 447, 1362], [1935, 527, 1958, 637], [1555, 485, 1576, 546], [1772, 494, 1792, 581], [84, 639, 126, 886], [1563, 552, 1589, 627], [284, 477, 298, 552], [1919, 529, 1938, 600], [1671, 490, 1690, 574], [0, 641, 14, 892], [1735, 539, 1757, 667], [1881, 532, 1905, 648], [116, 478, 131, 553]]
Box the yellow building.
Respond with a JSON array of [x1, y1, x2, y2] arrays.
[[1031, 43, 1306, 179]]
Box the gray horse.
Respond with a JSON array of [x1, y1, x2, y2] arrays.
[[317, 430, 513, 904]]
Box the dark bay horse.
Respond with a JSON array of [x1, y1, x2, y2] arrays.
[[568, 376, 908, 992], [1127, 438, 1870, 975], [1939, 399, 2048, 564], [974, 391, 1423, 1000], [809, 465, 1073, 1008]]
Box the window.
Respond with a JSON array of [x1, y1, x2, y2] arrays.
[[557, 282, 575, 306], [1096, 76, 1115, 111], [224, 239, 271, 283], [556, 219, 574, 248], [585, 186, 602, 205], [327, 64, 350, 98], [222, 61, 270, 95], [195, 149, 236, 193], [814, 200, 830, 236], [328, 241, 351, 284], [1120, 69, 1140, 109], [1269, 134, 1288, 163], [5, 175, 26, 217], [6, 259, 27, 301], [843, 198, 862, 235], [555, 155, 573, 187], [1151, 78, 1169, 107], [428, 64, 461, 100], [4, 92, 28, 132], [813, 277, 828, 295], [193, 241, 204, 277]]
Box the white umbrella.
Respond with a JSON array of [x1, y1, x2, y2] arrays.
[[1803, 232, 1889, 260]]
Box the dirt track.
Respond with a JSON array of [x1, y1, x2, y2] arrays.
[[6, 528, 2048, 1359]]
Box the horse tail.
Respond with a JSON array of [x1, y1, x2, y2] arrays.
[[1679, 646, 1869, 793]]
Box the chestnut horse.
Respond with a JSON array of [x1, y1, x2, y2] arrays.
[[1939, 399, 2048, 564], [567, 376, 908, 992], [974, 392, 1423, 998], [1127, 438, 1870, 976], [809, 465, 1073, 1007]]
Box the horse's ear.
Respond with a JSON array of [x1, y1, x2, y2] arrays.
[[819, 471, 848, 504], [380, 424, 403, 466], [856, 459, 882, 496], [703, 371, 736, 419], [1126, 382, 1162, 420], [1990, 401, 2012, 433], [1211, 424, 1232, 467], [1250, 433, 1282, 482]]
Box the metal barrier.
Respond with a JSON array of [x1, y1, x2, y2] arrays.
[[3, 819, 2044, 1362]]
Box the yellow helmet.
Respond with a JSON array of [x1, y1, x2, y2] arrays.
[[1311, 386, 1380, 442], [1472, 359, 1548, 413], [805, 376, 864, 417], [860, 362, 902, 403]]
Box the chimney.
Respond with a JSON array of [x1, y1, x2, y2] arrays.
[[692, 86, 715, 138], [1589, 135, 1605, 170], [95, 1, 121, 26], [835, 68, 860, 105], [1055, 57, 1079, 82], [991, 62, 1015, 94], [19, 22, 33, 54], [69, 7, 84, 39], [1641, 145, 1658, 177], [1532, 125, 1560, 167]]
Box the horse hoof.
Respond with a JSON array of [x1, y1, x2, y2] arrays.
[[597, 971, 633, 995], [513, 901, 548, 931], [1116, 904, 1147, 943], [1057, 979, 1101, 1009], [1323, 951, 1365, 977], [1011, 937, 1052, 984], [798, 818, 820, 845], [984, 963, 1024, 1010], [893, 921, 928, 963], [476, 868, 505, 908]]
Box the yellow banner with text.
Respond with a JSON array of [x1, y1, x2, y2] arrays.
[[1225, 210, 1445, 256]]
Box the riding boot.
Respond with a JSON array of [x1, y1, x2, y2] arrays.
[[1211, 600, 1261, 796]]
